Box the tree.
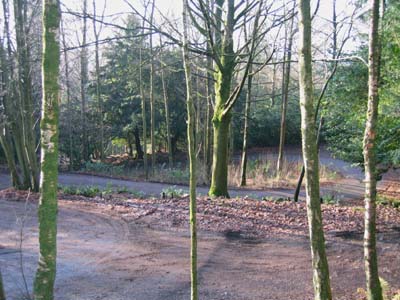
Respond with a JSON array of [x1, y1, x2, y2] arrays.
[[80, 0, 89, 161], [182, 0, 198, 298], [33, 0, 61, 298], [277, 0, 296, 178], [188, 0, 265, 197], [363, 0, 384, 298], [298, 0, 332, 299]]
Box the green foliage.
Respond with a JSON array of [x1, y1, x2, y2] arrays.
[[59, 185, 100, 197], [161, 186, 186, 198], [324, 2, 400, 170], [377, 195, 400, 208]]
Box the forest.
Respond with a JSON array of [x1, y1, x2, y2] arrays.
[[0, 0, 399, 299]]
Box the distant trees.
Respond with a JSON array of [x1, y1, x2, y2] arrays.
[[0, 0, 40, 192], [33, 0, 61, 299]]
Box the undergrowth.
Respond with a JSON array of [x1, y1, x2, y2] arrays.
[[80, 157, 341, 189]]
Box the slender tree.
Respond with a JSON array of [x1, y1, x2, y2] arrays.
[[92, 0, 105, 160], [159, 38, 173, 168], [363, 0, 383, 299], [182, 0, 198, 298], [33, 0, 61, 298], [149, 0, 156, 174], [298, 0, 332, 299], [277, 0, 296, 178], [61, 21, 73, 170], [80, 0, 89, 161]]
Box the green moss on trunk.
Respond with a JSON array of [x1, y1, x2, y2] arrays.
[[298, 0, 332, 299], [33, 1, 60, 299]]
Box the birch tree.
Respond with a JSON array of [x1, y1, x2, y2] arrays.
[[33, 0, 61, 299], [298, 0, 332, 299], [363, 0, 383, 298]]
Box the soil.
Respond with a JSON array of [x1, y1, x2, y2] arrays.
[[1, 190, 400, 300]]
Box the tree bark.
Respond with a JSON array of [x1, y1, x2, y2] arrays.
[[33, 0, 61, 299], [363, 0, 383, 299], [298, 0, 332, 299], [139, 24, 148, 178], [182, 0, 198, 299]]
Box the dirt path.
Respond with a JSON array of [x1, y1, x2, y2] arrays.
[[1, 198, 399, 300]]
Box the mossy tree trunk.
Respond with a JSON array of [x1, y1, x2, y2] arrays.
[[182, 0, 198, 298], [298, 0, 332, 299], [0, 269, 5, 300], [363, 0, 383, 299], [207, 0, 262, 197], [33, 0, 61, 299]]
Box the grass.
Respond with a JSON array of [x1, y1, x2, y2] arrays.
[[79, 157, 342, 189]]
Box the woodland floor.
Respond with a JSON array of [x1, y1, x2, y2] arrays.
[[0, 188, 400, 300]]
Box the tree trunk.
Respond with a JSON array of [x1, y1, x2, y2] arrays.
[[33, 0, 60, 299], [61, 21, 73, 171], [298, 0, 332, 299], [134, 126, 144, 160], [93, 0, 104, 160], [149, 0, 156, 174], [363, 0, 383, 299], [210, 115, 231, 197], [182, 0, 198, 299], [277, 2, 295, 177], [160, 44, 173, 168], [139, 45, 148, 177], [240, 71, 252, 187], [209, 0, 235, 198], [80, 0, 89, 161]]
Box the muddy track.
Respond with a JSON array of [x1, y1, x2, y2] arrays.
[[1, 198, 400, 300]]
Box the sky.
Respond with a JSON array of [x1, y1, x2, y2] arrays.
[[59, 0, 364, 63]]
